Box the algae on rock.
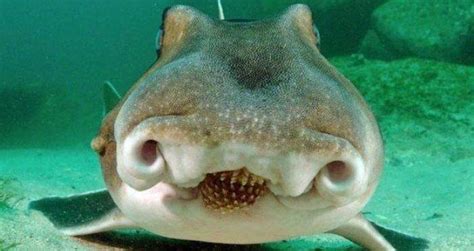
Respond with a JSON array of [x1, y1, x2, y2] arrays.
[[330, 55, 474, 159], [371, 0, 474, 64]]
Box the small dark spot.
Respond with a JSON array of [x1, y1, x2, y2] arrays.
[[326, 161, 350, 182], [203, 129, 211, 137], [71, 186, 76, 190], [425, 213, 443, 220], [228, 56, 276, 89], [421, 71, 438, 82], [349, 53, 367, 66], [99, 148, 106, 157], [207, 140, 219, 148]]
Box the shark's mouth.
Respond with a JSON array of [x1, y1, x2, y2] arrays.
[[199, 168, 267, 213]]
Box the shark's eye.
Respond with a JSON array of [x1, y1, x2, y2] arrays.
[[155, 7, 170, 57], [155, 28, 163, 57], [313, 24, 321, 49]]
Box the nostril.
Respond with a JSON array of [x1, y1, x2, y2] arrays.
[[119, 135, 166, 190], [141, 140, 158, 165], [326, 161, 351, 182], [315, 157, 367, 206]]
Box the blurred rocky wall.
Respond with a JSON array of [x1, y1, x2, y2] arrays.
[[361, 0, 474, 64]]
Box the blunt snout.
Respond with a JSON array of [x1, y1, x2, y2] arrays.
[[116, 116, 369, 208]]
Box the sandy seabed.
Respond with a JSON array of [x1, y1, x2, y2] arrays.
[[0, 134, 472, 250]]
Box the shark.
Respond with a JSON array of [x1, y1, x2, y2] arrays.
[[30, 4, 428, 250]]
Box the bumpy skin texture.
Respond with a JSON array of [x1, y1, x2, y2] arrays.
[[92, 4, 384, 245]]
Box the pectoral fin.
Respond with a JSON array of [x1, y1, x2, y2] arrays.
[[103, 81, 122, 115], [330, 214, 429, 250], [369, 218, 429, 250], [29, 189, 135, 236]]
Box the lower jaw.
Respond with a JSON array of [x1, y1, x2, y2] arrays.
[[276, 187, 332, 210], [127, 190, 360, 245]]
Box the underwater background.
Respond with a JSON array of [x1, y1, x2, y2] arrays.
[[0, 0, 473, 250]]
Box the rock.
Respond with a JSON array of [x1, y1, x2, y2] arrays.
[[371, 0, 474, 64], [359, 29, 400, 60], [303, 0, 388, 56]]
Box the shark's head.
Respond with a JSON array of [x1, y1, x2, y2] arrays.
[[92, 4, 383, 243]]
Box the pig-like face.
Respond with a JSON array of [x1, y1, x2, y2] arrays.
[[92, 5, 383, 244]]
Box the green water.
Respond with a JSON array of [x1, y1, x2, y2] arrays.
[[0, 0, 473, 250]]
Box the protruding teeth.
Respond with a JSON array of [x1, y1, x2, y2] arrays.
[[249, 178, 256, 186], [240, 176, 248, 186], [199, 168, 267, 213]]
